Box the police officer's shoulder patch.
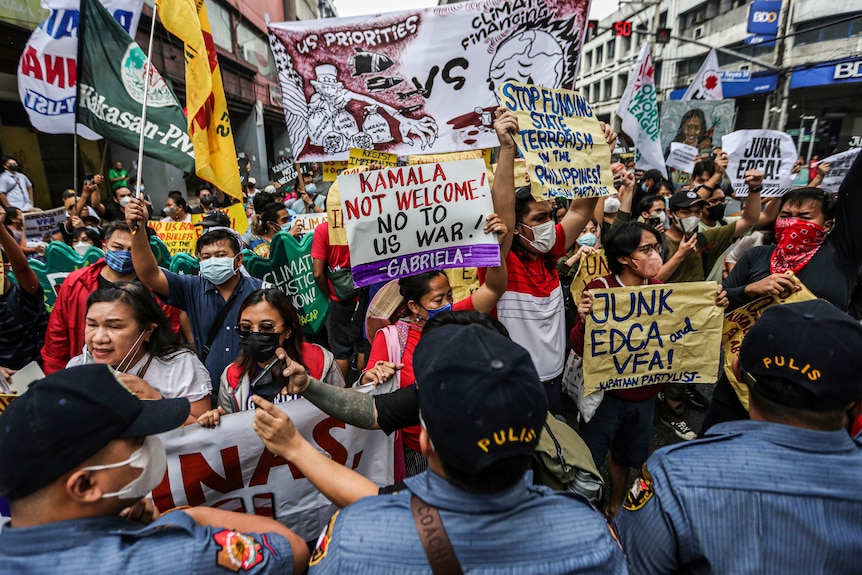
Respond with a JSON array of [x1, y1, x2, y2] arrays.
[[309, 510, 339, 566], [623, 463, 654, 511], [213, 530, 264, 572]]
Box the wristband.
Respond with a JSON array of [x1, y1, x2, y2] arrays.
[[702, 184, 715, 192], [748, 186, 763, 194]]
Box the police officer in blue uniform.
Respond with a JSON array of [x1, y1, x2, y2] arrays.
[[307, 324, 626, 574], [616, 300, 862, 574], [0, 364, 309, 574]]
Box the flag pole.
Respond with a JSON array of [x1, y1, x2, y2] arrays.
[[132, 4, 157, 230], [73, 133, 79, 194]]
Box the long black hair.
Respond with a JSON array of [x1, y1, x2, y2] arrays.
[[235, 288, 304, 377]]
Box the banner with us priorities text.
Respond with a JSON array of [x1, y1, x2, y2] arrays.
[[500, 81, 612, 200], [583, 281, 723, 396], [267, 0, 590, 162], [337, 159, 499, 287], [150, 221, 197, 256], [722, 129, 796, 197], [152, 383, 395, 542]]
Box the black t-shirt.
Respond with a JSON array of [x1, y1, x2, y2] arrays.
[[101, 204, 125, 223], [374, 384, 420, 435]]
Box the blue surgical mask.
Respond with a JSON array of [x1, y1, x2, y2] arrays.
[[305, 183, 317, 195], [104, 249, 135, 274], [425, 302, 453, 321], [199, 256, 237, 285], [280, 222, 293, 231], [577, 233, 598, 247]]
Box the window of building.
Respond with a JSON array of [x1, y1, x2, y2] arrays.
[[585, 50, 592, 72], [237, 23, 274, 80], [596, 45, 603, 66], [607, 39, 616, 60], [795, 13, 862, 46], [603, 78, 613, 101], [206, 1, 234, 51], [622, 33, 632, 54], [618, 73, 629, 97]]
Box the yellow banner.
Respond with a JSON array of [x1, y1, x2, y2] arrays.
[[722, 277, 816, 411], [407, 149, 486, 165], [0, 394, 16, 415], [150, 221, 197, 255], [347, 148, 398, 168], [190, 202, 248, 235], [583, 281, 723, 396], [156, 0, 242, 202], [570, 250, 611, 304], [499, 81, 613, 201], [322, 161, 349, 182], [445, 267, 480, 302]]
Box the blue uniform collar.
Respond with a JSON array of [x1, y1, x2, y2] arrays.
[[404, 469, 537, 513], [707, 420, 859, 453]]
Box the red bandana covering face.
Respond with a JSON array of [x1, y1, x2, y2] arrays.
[[770, 217, 827, 274]]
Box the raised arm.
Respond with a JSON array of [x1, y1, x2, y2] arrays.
[[0, 207, 39, 296], [126, 197, 170, 298], [733, 170, 763, 238], [82, 175, 106, 217]]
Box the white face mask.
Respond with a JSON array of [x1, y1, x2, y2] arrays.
[[118, 196, 132, 208], [73, 242, 91, 256], [675, 215, 700, 236], [521, 220, 556, 253], [81, 436, 167, 500]]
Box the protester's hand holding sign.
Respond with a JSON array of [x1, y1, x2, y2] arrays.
[[600, 121, 617, 149], [494, 107, 519, 151], [715, 285, 729, 308], [744, 168, 764, 191], [566, 245, 598, 267], [577, 290, 594, 321], [744, 270, 801, 298]]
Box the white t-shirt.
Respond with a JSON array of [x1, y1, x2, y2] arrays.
[[0, 171, 33, 211], [68, 349, 211, 402]]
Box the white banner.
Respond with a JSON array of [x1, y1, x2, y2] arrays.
[[267, 0, 590, 161], [23, 206, 66, 245], [151, 384, 395, 542], [681, 48, 723, 101], [665, 142, 698, 174], [337, 159, 499, 287], [819, 148, 861, 194], [292, 212, 327, 235], [722, 129, 797, 197], [616, 42, 666, 176], [17, 0, 144, 137]]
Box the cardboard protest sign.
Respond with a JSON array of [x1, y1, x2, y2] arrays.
[[500, 81, 612, 200], [323, 160, 349, 181], [293, 213, 327, 236], [242, 231, 329, 334], [722, 277, 816, 411], [722, 129, 796, 197], [819, 148, 861, 194], [348, 147, 399, 168], [583, 281, 723, 395], [190, 202, 249, 234], [23, 207, 66, 246], [152, 382, 395, 541], [150, 221, 197, 256], [570, 250, 611, 305], [338, 159, 499, 287], [445, 267, 480, 302], [271, 158, 298, 189], [665, 142, 698, 174], [267, 0, 590, 161]]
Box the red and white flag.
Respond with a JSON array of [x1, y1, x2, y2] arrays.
[[682, 48, 723, 101]]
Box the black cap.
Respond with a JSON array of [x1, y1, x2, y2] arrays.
[[668, 190, 707, 210], [739, 300, 862, 408], [196, 210, 231, 228], [643, 169, 663, 182], [0, 365, 189, 500], [413, 325, 547, 474]]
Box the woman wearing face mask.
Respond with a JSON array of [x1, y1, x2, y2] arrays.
[[247, 202, 300, 257], [160, 193, 191, 223], [71, 226, 103, 256], [196, 289, 344, 426], [571, 221, 728, 518], [67, 282, 211, 423]]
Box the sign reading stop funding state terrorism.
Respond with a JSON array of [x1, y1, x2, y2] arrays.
[[583, 281, 723, 395], [337, 159, 499, 287]]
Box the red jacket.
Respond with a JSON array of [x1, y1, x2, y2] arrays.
[[41, 259, 182, 374]]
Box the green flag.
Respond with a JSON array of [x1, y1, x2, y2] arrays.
[[77, 0, 195, 173]]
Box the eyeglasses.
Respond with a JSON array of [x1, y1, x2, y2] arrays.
[[236, 322, 283, 334], [635, 244, 662, 255]]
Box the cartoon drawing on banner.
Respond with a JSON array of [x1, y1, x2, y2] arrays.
[[268, 0, 590, 161]]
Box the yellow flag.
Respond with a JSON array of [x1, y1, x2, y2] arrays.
[[156, 0, 242, 202]]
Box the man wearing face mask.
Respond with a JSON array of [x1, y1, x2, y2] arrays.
[[0, 157, 35, 211], [0, 364, 309, 574], [42, 221, 183, 374], [126, 198, 265, 388], [98, 186, 134, 223], [293, 169, 325, 215], [190, 184, 218, 214]]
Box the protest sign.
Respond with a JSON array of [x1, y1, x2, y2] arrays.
[[819, 148, 861, 194], [152, 382, 395, 542], [570, 250, 611, 304], [658, 100, 735, 161], [267, 0, 590, 162], [583, 281, 723, 395], [150, 221, 196, 256], [293, 213, 327, 236], [445, 267, 480, 302], [337, 159, 500, 286], [23, 207, 66, 246], [666, 142, 699, 174], [500, 81, 612, 200], [348, 148, 399, 168], [271, 158, 298, 188], [722, 277, 816, 410], [190, 202, 248, 235], [242, 231, 329, 334], [323, 160, 349, 181], [722, 129, 797, 197]]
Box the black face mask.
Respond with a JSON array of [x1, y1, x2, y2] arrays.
[[200, 195, 213, 206], [6, 165, 19, 173], [707, 203, 726, 222], [239, 332, 282, 363]]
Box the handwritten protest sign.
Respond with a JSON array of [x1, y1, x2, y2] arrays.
[[293, 213, 327, 236], [722, 129, 796, 197], [722, 277, 816, 410], [242, 231, 329, 334], [152, 381, 395, 541], [583, 281, 723, 395], [338, 159, 499, 287], [818, 148, 861, 194], [323, 160, 349, 182], [271, 158, 298, 189], [23, 207, 66, 246], [190, 202, 248, 235], [150, 221, 197, 256], [570, 250, 611, 304], [348, 148, 399, 168], [665, 142, 698, 174], [499, 81, 612, 200]]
